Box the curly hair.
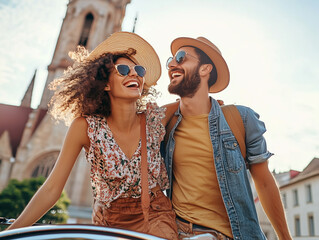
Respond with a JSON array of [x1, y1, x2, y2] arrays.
[[48, 46, 159, 125]]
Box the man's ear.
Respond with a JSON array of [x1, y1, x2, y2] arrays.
[[199, 64, 213, 77], [104, 85, 111, 91]]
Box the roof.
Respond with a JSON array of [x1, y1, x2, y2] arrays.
[[280, 158, 319, 188], [0, 104, 33, 157], [274, 170, 300, 186], [30, 108, 47, 135]]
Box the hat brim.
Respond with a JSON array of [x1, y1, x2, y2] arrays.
[[87, 32, 161, 89], [171, 37, 229, 93]]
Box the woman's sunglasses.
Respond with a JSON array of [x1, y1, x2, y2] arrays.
[[166, 50, 200, 69], [114, 64, 146, 78]]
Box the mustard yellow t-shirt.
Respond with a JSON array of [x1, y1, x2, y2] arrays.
[[172, 114, 233, 238]]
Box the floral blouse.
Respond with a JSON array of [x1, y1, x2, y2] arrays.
[[85, 102, 169, 208]]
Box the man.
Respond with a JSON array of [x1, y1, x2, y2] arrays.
[[93, 36, 292, 240], [163, 36, 291, 239]]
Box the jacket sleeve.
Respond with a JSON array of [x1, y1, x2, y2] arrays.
[[237, 105, 273, 165]]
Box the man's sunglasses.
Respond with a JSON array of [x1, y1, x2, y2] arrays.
[[114, 64, 146, 78], [166, 50, 200, 69]]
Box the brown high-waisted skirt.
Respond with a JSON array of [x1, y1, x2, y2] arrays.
[[102, 186, 178, 240]]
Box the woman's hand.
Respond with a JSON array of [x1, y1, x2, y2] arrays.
[[92, 201, 107, 226]]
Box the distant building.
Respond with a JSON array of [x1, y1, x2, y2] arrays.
[[251, 158, 319, 239], [0, 0, 131, 223], [280, 158, 319, 240]]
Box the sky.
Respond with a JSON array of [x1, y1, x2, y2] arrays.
[[0, 0, 318, 172]]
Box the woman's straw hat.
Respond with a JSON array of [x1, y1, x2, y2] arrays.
[[87, 31, 161, 89], [170, 36, 230, 93]]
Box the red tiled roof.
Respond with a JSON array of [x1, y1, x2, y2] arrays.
[[280, 158, 319, 188], [290, 170, 300, 178], [0, 104, 33, 157]]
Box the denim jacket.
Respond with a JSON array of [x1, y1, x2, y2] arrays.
[[163, 98, 272, 240]]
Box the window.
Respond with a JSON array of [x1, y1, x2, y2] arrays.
[[282, 193, 287, 209], [306, 184, 313, 203], [293, 189, 299, 206], [308, 215, 315, 236], [295, 216, 301, 237], [78, 13, 94, 47]]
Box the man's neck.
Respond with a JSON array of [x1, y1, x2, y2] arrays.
[[179, 91, 211, 116]]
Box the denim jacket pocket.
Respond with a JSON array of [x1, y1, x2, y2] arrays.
[[222, 136, 244, 173]]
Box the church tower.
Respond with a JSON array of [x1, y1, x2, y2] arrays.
[[39, 0, 131, 109], [8, 0, 132, 223]]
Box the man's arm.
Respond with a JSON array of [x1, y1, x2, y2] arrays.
[[250, 161, 292, 240]]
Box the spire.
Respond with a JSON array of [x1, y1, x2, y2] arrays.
[[20, 69, 36, 107], [132, 13, 138, 33]]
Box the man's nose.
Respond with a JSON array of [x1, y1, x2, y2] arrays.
[[167, 57, 177, 69]]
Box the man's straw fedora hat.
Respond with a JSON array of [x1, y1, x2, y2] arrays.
[[87, 31, 161, 89], [170, 36, 230, 93]]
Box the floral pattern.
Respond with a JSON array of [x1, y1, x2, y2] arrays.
[[85, 102, 169, 208]]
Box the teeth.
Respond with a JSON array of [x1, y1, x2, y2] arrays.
[[172, 72, 182, 78], [124, 81, 139, 88]]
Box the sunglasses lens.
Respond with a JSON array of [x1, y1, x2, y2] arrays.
[[116, 64, 130, 76], [134, 65, 146, 77], [166, 57, 173, 69], [166, 51, 186, 69], [175, 51, 186, 64]]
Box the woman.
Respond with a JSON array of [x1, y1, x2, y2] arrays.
[[7, 32, 178, 240]]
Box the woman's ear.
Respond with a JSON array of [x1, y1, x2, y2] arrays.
[[104, 85, 111, 91]]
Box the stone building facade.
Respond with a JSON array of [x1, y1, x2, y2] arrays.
[[0, 0, 131, 223]]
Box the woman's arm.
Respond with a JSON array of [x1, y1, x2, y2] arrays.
[[7, 117, 90, 230]]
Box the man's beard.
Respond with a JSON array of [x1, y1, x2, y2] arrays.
[[168, 65, 201, 98]]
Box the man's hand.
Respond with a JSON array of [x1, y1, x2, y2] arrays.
[[92, 201, 107, 226]]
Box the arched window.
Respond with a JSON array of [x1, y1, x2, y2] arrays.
[[31, 152, 59, 178], [78, 13, 94, 47]]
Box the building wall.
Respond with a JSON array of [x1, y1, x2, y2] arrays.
[[281, 176, 319, 239]]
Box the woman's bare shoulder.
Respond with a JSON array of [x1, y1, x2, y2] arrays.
[[67, 117, 90, 146], [71, 116, 89, 126]]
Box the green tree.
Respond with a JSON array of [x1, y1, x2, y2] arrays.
[[0, 176, 70, 224]]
